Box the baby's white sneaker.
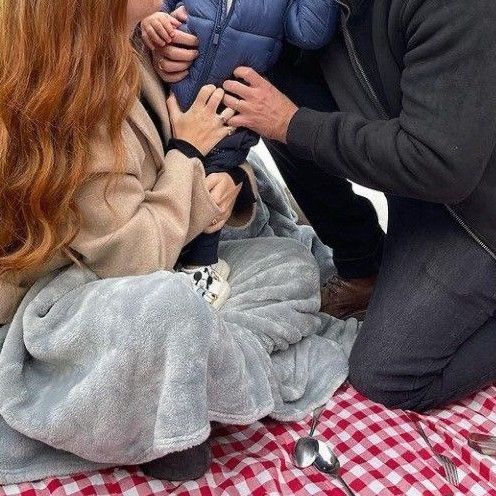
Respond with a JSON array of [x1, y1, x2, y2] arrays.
[[180, 264, 231, 309], [211, 259, 230, 280]]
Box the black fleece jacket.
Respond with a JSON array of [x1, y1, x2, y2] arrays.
[[288, 0, 496, 258]]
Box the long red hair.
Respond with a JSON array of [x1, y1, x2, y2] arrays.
[[0, 0, 141, 274]]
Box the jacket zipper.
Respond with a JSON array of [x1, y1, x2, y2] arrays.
[[334, 0, 388, 120], [191, 0, 236, 104], [335, 0, 496, 261], [446, 207, 496, 261]]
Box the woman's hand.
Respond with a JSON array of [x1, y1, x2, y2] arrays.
[[153, 6, 198, 83], [203, 173, 242, 234], [223, 67, 299, 143], [167, 85, 236, 156]]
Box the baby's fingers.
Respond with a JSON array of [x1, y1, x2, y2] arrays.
[[153, 19, 173, 43], [171, 5, 188, 23], [143, 24, 168, 47], [169, 17, 182, 28]]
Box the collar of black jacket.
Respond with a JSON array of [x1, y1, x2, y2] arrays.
[[339, 0, 371, 17]]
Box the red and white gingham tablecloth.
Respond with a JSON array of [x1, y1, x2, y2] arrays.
[[2, 384, 496, 496]]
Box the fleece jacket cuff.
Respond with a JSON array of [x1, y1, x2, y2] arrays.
[[287, 107, 329, 162]]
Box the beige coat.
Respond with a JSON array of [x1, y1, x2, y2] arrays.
[[0, 53, 257, 325]]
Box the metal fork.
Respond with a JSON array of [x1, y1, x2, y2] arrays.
[[415, 421, 459, 486]]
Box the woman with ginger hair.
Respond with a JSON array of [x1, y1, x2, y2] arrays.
[[0, 0, 352, 485]]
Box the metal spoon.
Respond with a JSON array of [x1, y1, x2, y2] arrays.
[[293, 436, 320, 468], [293, 405, 326, 468], [314, 440, 356, 496], [309, 404, 325, 437]]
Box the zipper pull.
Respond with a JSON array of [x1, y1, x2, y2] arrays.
[[213, 26, 221, 45]]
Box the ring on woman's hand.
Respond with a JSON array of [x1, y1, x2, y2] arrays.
[[218, 114, 228, 124]]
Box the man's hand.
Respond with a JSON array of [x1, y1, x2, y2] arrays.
[[203, 173, 242, 234], [153, 6, 199, 83], [223, 67, 299, 143]]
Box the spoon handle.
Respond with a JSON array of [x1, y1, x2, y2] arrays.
[[309, 405, 325, 437], [338, 476, 356, 496]]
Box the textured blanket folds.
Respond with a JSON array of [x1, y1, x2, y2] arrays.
[[0, 153, 359, 484]]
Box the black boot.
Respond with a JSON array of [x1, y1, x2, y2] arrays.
[[141, 440, 212, 481]]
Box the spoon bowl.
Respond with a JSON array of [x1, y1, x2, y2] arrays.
[[314, 441, 340, 474], [293, 437, 319, 468], [314, 440, 356, 496], [293, 405, 326, 469]]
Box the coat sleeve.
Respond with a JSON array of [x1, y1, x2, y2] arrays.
[[71, 145, 221, 279], [284, 0, 339, 50], [287, 0, 496, 204]]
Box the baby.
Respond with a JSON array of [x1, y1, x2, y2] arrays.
[[142, 0, 339, 308]]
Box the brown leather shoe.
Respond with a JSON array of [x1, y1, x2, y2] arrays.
[[321, 274, 377, 320]]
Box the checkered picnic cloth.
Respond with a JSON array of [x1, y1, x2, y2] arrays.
[[2, 383, 496, 496]]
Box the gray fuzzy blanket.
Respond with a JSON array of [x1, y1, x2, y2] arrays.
[[0, 152, 359, 484]]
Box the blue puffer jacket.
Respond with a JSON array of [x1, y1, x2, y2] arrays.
[[164, 0, 339, 110], [163, 0, 339, 169]]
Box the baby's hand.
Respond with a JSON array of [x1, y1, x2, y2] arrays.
[[141, 12, 182, 50]]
